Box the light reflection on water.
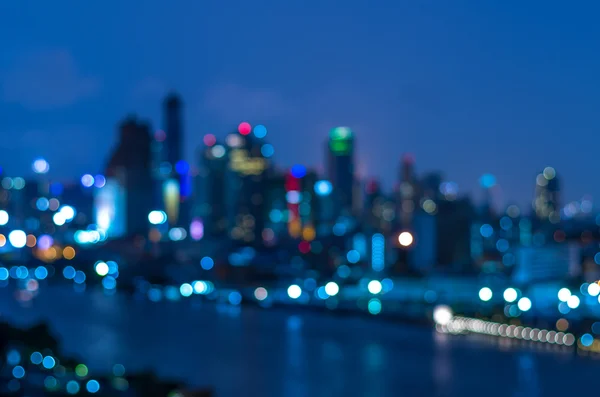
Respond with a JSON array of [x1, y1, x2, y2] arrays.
[[0, 286, 596, 397]]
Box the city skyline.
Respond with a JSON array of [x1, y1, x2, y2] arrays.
[[1, 1, 600, 209]]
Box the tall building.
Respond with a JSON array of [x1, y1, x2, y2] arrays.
[[224, 123, 270, 243], [420, 172, 443, 202], [326, 127, 355, 217], [101, 116, 153, 237], [478, 173, 497, 220], [162, 93, 189, 227], [364, 179, 395, 233], [533, 166, 560, 223], [397, 154, 419, 227], [164, 93, 183, 167], [196, 135, 228, 237], [435, 197, 474, 273]]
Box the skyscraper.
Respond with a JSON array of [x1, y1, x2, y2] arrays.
[[397, 154, 419, 227], [224, 123, 271, 243], [196, 135, 228, 237], [102, 116, 153, 237], [162, 93, 188, 227], [326, 127, 355, 217], [533, 166, 560, 223], [164, 93, 183, 167]]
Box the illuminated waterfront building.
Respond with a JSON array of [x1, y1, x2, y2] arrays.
[[513, 243, 579, 284]]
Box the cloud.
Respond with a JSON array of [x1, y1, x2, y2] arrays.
[[1, 49, 100, 110], [202, 83, 290, 123]]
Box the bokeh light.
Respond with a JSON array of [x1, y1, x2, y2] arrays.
[[238, 122, 252, 135]]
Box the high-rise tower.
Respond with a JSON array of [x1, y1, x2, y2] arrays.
[[164, 93, 183, 167], [326, 127, 355, 216]]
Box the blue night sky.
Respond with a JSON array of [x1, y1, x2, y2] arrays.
[[0, 1, 599, 210]]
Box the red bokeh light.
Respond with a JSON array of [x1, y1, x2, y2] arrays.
[[203, 134, 216, 146], [298, 241, 311, 254], [238, 122, 252, 135]]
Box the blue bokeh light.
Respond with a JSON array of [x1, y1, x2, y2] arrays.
[[314, 180, 333, 196], [200, 256, 214, 270], [253, 124, 267, 138], [261, 144, 274, 158], [86, 380, 100, 393], [290, 164, 307, 178], [480, 224, 493, 238]]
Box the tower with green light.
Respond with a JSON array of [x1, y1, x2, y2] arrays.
[[326, 127, 355, 214]]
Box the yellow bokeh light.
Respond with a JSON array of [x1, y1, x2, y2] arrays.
[[63, 246, 76, 260], [288, 220, 301, 238], [302, 226, 316, 241], [0, 234, 5, 247]]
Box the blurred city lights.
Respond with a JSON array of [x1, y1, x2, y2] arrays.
[[179, 283, 193, 297], [368, 280, 382, 294], [517, 297, 532, 311], [253, 124, 267, 138], [567, 295, 580, 309], [254, 287, 268, 301], [433, 305, 453, 325], [287, 284, 302, 299], [503, 288, 518, 303], [81, 174, 94, 187], [558, 288, 571, 302], [479, 287, 493, 301], [261, 144, 274, 158], [52, 212, 66, 226], [94, 174, 106, 188], [203, 134, 216, 146], [148, 210, 167, 225], [314, 180, 333, 196], [324, 281, 339, 297], [0, 210, 9, 225], [59, 205, 76, 221], [238, 122, 252, 135], [398, 231, 413, 247], [86, 380, 100, 393], [95, 262, 109, 276], [290, 165, 307, 178], [588, 283, 600, 296], [32, 158, 50, 174], [8, 230, 26, 248]]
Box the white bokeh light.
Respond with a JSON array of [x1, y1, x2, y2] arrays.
[[398, 231, 414, 247], [8, 230, 27, 248], [287, 284, 302, 299]]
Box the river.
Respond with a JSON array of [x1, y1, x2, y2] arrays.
[[0, 286, 596, 396]]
